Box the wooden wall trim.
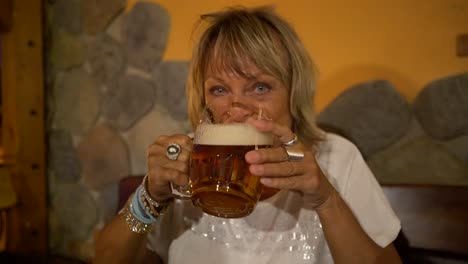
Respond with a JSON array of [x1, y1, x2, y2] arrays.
[[1, 0, 47, 258], [456, 34, 468, 57], [0, 0, 13, 33]]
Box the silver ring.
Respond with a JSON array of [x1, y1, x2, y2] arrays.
[[283, 134, 304, 161], [283, 134, 298, 147], [166, 143, 181, 161], [285, 147, 305, 161]]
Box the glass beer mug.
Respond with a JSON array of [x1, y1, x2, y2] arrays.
[[172, 103, 273, 218]]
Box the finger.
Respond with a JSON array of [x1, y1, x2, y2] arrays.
[[147, 135, 191, 176], [154, 134, 193, 153], [148, 165, 189, 187], [147, 144, 191, 161], [148, 143, 190, 163], [148, 155, 189, 174], [146, 135, 192, 198], [245, 146, 288, 164], [260, 175, 305, 190], [146, 169, 183, 200], [246, 118, 295, 145], [163, 167, 189, 186], [249, 160, 304, 177]]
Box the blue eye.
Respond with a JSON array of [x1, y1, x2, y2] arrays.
[[254, 83, 272, 94], [209, 86, 227, 96]]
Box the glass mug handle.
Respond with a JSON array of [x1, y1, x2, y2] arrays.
[[170, 181, 192, 199]]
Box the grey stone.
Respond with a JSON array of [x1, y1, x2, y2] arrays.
[[126, 105, 191, 175], [49, 0, 82, 34], [102, 74, 156, 131], [49, 130, 81, 183], [49, 29, 85, 70], [413, 73, 468, 140], [52, 183, 98, 241], [87, 34, 126, 86], [81, 0, 125, 35], [107, 13, 124, 42], [443, 134, 468, 167], [49, 192, 97, 261], [400, 118, 425, 143], [53, 68, 100, 134], [153, 61, 190, 120], [78, 124, 129, 190], [317, 80, 412, 158], [374, 118, 427, 153], [123, 2, 170, 72], [48, 207, 64, 255], [45, 69, 57, 114], [96, 182, 119, 224], [368, 137, 468, 185]]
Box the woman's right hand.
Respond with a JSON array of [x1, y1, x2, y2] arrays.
[[146, 134, 193, 201]]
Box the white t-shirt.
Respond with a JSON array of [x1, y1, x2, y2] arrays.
[[147, 133, 401, 263]]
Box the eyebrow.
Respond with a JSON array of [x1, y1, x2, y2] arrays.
[[205, 73, 273, 83], [204, 76, 230, 87], [205, 75, 224, 82]]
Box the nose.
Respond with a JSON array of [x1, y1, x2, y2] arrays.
[[227, 102, 254, 123]]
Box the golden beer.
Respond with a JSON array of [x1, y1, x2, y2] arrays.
[[190, 123, 273, 218]]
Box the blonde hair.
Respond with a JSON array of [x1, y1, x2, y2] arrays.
[[187, 6, 324, 146]]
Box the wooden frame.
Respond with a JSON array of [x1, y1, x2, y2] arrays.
[[383, 184, 468, 258], [456, 34, 468, 57], [1, 0, 47, 259], [0, 0, 13, 33]]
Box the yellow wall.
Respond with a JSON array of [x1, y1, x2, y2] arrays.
[[128, 0, 468, 112]]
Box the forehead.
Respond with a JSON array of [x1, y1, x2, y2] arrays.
[[204, 57, 265, 80]]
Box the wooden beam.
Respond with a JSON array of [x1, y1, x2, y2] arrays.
[[1, 0, 47, 259], [456, 34, 468, 57], [383, 184, 468, 256], [0, 0, 13, 32]]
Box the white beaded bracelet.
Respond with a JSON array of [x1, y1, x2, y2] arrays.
[[140, 174, 171, 217]]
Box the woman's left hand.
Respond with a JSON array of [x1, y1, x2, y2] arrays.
[[245, 118, 337, 209]]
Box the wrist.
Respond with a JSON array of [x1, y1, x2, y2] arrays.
[[314, 189, 341, 216], [119, 193, 155, 234], [141, 174, 172, 217], [119, 175, 172, 234], [303, 172, 338, 211]]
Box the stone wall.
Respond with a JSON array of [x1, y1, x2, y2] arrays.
[[46, 0, 190, 261], [317, 73, 468, 185], [45, 0, 468, 261]]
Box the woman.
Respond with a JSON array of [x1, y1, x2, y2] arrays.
[[95, 6, 401, 264]]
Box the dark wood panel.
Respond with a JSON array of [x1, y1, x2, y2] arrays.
[[457, 34, 468, 57], [383, 184, 468, 256], [1, 0, 46, 257], [0, 0, 12, 32], [119, 176, 144, 211]]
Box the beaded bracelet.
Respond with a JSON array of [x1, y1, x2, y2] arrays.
[[131, 185, 158, 224], [119, 175, 172, 234], [119, 194, 154, 234], [141, 174, 171, 217]]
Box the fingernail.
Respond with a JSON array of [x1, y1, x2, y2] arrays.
[[260, 178, 271, 185], [245, 151, 259, 163]]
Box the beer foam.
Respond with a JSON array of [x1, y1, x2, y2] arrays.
[[195, 123, 273, 146]]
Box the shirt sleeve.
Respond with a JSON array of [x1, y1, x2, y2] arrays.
[[341, 142, 401, 247], [322, 135, 401, 248]]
